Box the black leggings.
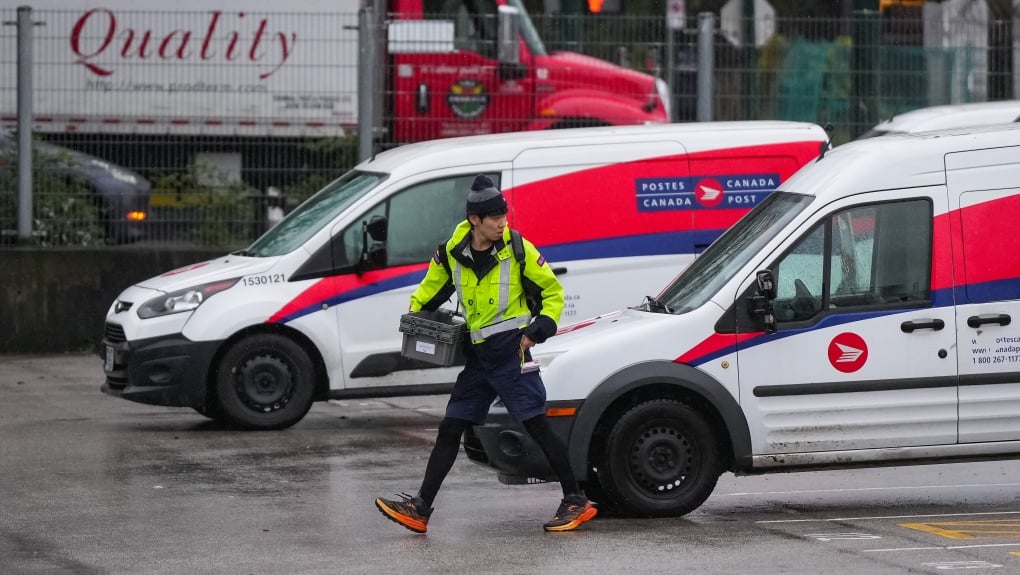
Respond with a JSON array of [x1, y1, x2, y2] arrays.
[[417, 415, 581, 508]]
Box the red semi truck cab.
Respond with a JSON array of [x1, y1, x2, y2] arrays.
[[387, 0, 671, 142]]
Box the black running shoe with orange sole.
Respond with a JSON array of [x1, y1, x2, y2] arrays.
[[543, 496, 598, 532], [375, 493, 432, 534]]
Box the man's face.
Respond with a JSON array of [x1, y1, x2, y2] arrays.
[[471, 212, 506, 244]]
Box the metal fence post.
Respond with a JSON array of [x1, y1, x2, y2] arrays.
[[15, 5, 34, 243], [742, 0, 757, 120], [923, 2, 946, 106], [696, 12, 714, 122], [1015, 0, 1020, 99], [851, 6, 879, 138], [357, 6, 376, 163], [666, 27, 675, 120]]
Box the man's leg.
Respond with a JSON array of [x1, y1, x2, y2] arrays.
[[375, 417, 470, 533], [521, 414, 580, 498], [521, 413, 597, 531], [490, 359, 597, 531], [418, 416, 472, 507], [376, 365, 494, 533]]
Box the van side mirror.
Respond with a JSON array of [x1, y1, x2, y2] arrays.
[[749, 270, 777, 333], [755, 270, 775, 300], [366, 214, 387, 241], [358, 215, 388, 274], [363, 243, 387, 270], [497, 5, 520, 65]]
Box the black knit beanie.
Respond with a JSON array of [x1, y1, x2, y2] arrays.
[[466, 174, 507, 217]]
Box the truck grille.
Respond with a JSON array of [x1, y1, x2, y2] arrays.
[[105, 322, 126, 343]]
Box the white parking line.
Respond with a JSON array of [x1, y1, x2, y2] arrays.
[[757, 510, 1020, 524], [726, 482, 1020, 498], [865, 543, 1020, 553]]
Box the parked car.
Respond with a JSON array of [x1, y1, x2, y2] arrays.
[[0, 129, 150, 243], [860, 100, 1020, 138]]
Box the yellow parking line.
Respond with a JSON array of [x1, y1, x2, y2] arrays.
[[900, 520, 1020, 540]]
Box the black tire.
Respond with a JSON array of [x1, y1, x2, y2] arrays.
[[579, 476, 621, 515], [191, 403, 227, 422], [214, 334, 316, 430], [597, 399, 721, 517]]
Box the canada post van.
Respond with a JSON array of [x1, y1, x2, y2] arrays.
[[466, 123, 1020, 517], [101, 122, 827, 430]]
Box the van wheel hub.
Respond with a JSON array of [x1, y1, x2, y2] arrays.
[[629, 426, 691, 493], [235, 355, 292, 413]]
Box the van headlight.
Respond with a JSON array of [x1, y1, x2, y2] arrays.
[[137, 278, 240, 319]]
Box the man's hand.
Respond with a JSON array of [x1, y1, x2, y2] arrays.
[[521, 334, 536, 352]]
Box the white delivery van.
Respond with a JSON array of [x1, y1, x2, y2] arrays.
[[860, 100, 1020, 139], [101, 122, 827, 430], [467, 123, 1020, 517]]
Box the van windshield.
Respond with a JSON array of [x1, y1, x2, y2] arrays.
[[657, 192, 812, 313], [246, 171, 384, 257]]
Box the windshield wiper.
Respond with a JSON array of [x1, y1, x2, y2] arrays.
[[641, 295, 673, 314], [231, 249, 251, 257]]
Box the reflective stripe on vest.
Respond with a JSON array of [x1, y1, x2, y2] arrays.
[[451, 244, 526, 343], [497, 254, 513, 321], [470, 314, 531, 344]]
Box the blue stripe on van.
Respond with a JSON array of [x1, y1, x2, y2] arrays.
[[536, 229, 722, 262], [275, 271, 427, 325], [688, 286, 957, 367]]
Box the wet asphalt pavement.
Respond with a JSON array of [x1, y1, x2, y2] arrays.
[[5, 354, 1020, 575]]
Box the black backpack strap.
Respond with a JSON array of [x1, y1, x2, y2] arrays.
[[510, 229, 542, 316], [509, 228, 525, 266], [435, 242, 452, 278], [425, 241, 459, 314]]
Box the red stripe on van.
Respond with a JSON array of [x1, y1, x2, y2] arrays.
[[956, 194, 1020, 286], [268, 277, 334, 323], [510, 141, 822, 248], [932, 211, 954, 292], [675, 332, 763, 365], [268, 263, 430, 323]]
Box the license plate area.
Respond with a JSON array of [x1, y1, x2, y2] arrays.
[[104, 345, 114, 372]]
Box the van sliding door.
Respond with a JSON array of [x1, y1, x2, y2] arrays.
[[735, 188, 957, 457], [950, 146, 1020, 443]]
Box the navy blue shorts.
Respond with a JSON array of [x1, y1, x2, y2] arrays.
[[444, 353, 546, 425]]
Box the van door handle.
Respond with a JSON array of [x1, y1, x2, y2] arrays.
[[967, 314, 1011, 328], [416, 83, 429, 115], [901, 318, 945, 333], [551, 267, 567, 276]]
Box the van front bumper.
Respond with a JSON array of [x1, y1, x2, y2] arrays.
[[101, 326, 219, 408], [465, 411, 577, 485]]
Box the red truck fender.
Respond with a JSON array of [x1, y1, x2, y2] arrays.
[[526, 89, 667, 131]]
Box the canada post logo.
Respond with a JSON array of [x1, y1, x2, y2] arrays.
[[635, 173, 781, 212]]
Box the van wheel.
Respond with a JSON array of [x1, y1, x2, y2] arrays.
[[598, 399, 721, 517], [215, 334, 316, 430], [191, 405, 220, 421], [580, 475, 621, 515]]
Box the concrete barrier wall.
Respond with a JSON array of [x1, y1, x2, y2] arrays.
[[0, 248, 226, 354]]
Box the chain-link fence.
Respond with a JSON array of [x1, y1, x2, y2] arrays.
[[1, 4, 1014, 248]]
